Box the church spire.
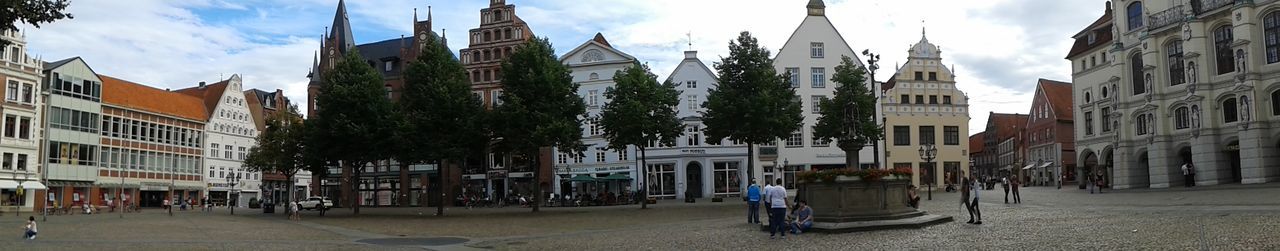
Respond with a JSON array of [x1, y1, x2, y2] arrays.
[[329, 0, 355, 50]]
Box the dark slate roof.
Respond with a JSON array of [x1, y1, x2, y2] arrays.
[[353, 32, 452, 79], [44, 57, 78, 69], [331, 0, 355, 50]]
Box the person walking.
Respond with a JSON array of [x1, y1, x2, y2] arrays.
[[961, 176, 973, 223], [1001, 176, 1010, 204], [746, 179, 761, 224], [1181, 163, 1191, 187], [1188, 163, 1196, 187], [767, 178, 789, 239], [763, 181, 775, 222], [23, 216, 37, 240], [968, 175, 983, 224], [1011, 176, 1022, 203]]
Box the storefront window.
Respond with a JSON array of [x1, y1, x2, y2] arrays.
[[714, 161, 741, 195], [646, 164, 676, 198], [784, 165, 801, 189]]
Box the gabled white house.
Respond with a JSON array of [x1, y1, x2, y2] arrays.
[[551, 33, 640, 198]]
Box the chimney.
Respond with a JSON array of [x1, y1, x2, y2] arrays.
[[199, 81, 206, 88], [683, 51, 697, 60]]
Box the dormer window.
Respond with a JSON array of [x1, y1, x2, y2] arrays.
[[384, 60, 394, 72], [1087, 32, 1097, 44]]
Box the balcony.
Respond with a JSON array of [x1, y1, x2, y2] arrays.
[[759, 146, 778, 157], [1192, 0, 1233, 15], [1148, 5, 1185, 31]]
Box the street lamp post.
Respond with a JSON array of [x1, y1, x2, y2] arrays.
[[918, 144, 937, 200], [39, 90, 50, 222], [226, 173, 241, 215], [861, 50, 881, 168]]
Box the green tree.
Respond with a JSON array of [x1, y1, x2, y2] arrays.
[[813, 56, 882, 168], [244, 104, 306, 215], [309, 49, 395, 215], [702, 31, 803, 186], [1, 0, 73, 48], [599, 62, 682, 209], [493, 37, 585, 213], [395, 35, 488, 216]]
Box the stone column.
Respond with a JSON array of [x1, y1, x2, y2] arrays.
[[1192, 131, 1225, 185], [1146, 137, 1175, 188], [1112, 141, 1140, 189], [1238, 124, 1275, 184]]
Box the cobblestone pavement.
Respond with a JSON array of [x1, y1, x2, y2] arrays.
[[1, 184, 1277, 250]]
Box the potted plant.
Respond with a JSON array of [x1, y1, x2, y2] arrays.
[[248, 197, 260, 209]]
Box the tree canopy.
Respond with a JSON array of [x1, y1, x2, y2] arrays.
[[813, 56, 883, 167], [1, 0, 73, 48], [308, 49, 395, 214], [702, 31, 803, 146], [599, 62, 682, 209], [492, 37, 585, 212]]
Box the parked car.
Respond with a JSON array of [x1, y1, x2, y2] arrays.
[[298, 197, 333, 210]]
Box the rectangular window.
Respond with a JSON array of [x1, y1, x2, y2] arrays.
[[915, 95, 924, 104], [17, 154, 26, 171], [1101, 107, 1112, 132], [900, 95, 909, 104], [588, 90, 598, 106], [928, 72, 938, 81], [1085, 111, 1095, 135], [384, 61, 393, 72], [944, 126, 959, 145], [210, 143, 219, 158], [618, 149, 628, 161], [811, 126, 829, 147], [893, 126, 911, 146], [18, 117, 29, 139], [238, 147, 247, 160], [3, 115, 13, 138], [688, 95, 698, 111], [5, 81, 16, 101], [919, 126, 935, 145], [943, 95, 952, 105], [810, 42, 824, 58], [811, 68, 825, 88], [929, 95, 938, 104], [557, 151, 567, 164], [787, 68, 800, 88], [785, 129, 803, 148], [1, 153, 9, 170], [914, 72, 923, 80], [596, 150, 606, 163], [811, 95, 825, 114], [225, 145, 233, 160], [20, 84, 31, 103]]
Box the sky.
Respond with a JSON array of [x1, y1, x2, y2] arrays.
[[19, 0, 1105, 136]]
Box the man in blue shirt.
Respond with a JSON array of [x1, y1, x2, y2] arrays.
[[746, 179, 761, 224]]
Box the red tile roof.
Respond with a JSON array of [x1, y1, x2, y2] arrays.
[[988, 112, 1029, 141], [969, 132, 986, 155], [173, 80, 230, 119], [100, 75, 209, 122], [1038, 79, 1074, 121], [591, 32, 612, 48], [1065, 8, 1112, 59]]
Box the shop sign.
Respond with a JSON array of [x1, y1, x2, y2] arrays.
[[593, 166, 631, 172], [488, 170, 507, 179], [681, 149, 706, 154]]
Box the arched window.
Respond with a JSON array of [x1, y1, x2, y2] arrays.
[[472, 70, 480, 82], [484, 50, 491, 61], [1136, 113, 1150, 135], [1215, 26, 1235, 74], [1175, 107, 1190, 129], [1266, 12, 1280, 64], [1168, 41, 1185, 86], [1272, 90, 1280, 116], [1085, 92, 1092, 103], [1223, 97, 1239, 123], [1131, 53, 1146, 95], [472, 52, 481, 63], [484, 31, 492, 42], [1127, 2, 1144, 31], [505, 28, 513, 40], [1102, 85, 1110, 98], [494, 10, 504, 21]]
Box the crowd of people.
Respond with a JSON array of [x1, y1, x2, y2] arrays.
[[747, 178, 813, 239]]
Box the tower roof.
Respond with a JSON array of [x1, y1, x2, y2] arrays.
[[591, 32, 612, 48], [807, 0, 826, 16], [909, 26, 941, 58], [330, 0, 356, 50]]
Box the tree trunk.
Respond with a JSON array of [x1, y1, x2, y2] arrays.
[[352, 161, 363, 215], [531, 150, 541, 213], [639, 146, 647, 209], [437, 159, 446, 216], [285, 173, 294, 217]]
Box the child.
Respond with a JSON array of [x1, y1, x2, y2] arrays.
[[24, 216, 37, 240]]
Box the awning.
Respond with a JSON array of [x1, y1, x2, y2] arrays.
[[569, 174, 598, 182], [1021, 164, 1036, 170], [20, 181, 46, 190], [1039, 162, 1054, 168], [0, 180, 18, 189]]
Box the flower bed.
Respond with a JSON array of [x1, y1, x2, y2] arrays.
[[797, 167, 913, 183]]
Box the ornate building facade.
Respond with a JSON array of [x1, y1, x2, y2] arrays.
[[1, 28, 45, 212], [880, 30, 971, 187], [550, 34, 640, 199], [1070, 0, 1280, 189]]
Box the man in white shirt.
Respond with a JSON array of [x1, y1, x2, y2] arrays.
[[762, 182, 775, 220], [767, 178, 789, 239]]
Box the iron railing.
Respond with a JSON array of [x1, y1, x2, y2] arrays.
[[1148, 5, 1186, 31], [1193, 0, 1234, 15]]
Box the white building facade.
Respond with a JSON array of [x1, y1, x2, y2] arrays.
[[1070, 1, 1280, 189], [552, 34, 640, 198], [1, 28, 45, 211], [760, 0, 881, 191], [191, 75, 262, 206], [644, 50, 750, 199]]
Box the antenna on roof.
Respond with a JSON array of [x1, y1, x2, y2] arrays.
[[686, 31, 693, 51]]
